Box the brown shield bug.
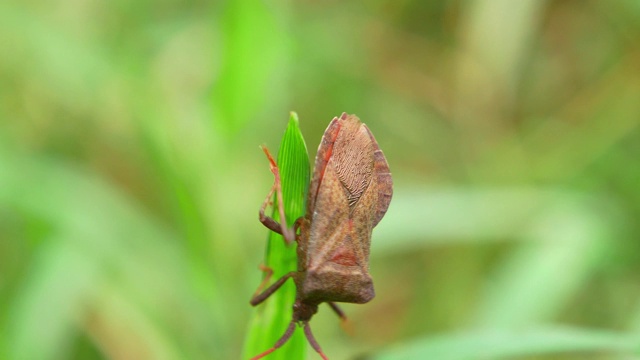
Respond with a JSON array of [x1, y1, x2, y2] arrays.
[[251, 113, 393, 359]]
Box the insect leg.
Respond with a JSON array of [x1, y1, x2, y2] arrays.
[[259, 145, 296, 244], [250, 271, 296, 306], [251, 264, 274, 298], [259, 179, 284, 235], [327, 302, 347, 321], [328, 302, 353, 335], [293, 217, 305, 241], [303, 322, 329, 360], [250, 320, 297, 360]]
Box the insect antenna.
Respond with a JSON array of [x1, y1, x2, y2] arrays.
[[303, 322, 329, 360], [250, 320, 296, 360]]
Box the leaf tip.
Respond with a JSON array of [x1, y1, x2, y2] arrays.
[[289, 111, 299, 126]]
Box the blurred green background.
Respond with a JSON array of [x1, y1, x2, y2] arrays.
[[2, 1, 640, 359]]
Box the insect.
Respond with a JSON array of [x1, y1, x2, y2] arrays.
[[251, 113, 393, 359]]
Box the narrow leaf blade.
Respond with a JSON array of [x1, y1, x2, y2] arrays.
[[243, 112, 310, 360]]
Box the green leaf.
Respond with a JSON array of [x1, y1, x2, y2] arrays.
[[243, 112, 310, 360], [373, 327, 640, 360], [213, 0, 289, 136]]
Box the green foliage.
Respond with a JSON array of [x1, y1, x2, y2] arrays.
[[243, 113, 310, 359], [374, 327, 640, 360], [2, 1, 640, 359]]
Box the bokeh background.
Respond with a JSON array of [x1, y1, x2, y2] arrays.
[[2, 1, 640, 359]]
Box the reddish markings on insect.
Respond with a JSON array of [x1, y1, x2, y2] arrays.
[[250, 113, 393, 359], [329, 244, 358, 267]]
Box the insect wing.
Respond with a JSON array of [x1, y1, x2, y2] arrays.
[[301, 114, 379, 303], [306, 115, 342, 217], [363, 124, 393, 227]]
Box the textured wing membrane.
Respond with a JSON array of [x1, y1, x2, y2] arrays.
[[363, 124, 392, 227], [332, 117, 374, 208]]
